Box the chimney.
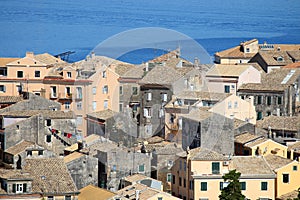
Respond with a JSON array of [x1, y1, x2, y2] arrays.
[[145, 62, 149, 72], [91, 51, 95, 59], [194, 57, 200, 67], [135, 190, 140, 200], [26, 52, 34, 58]]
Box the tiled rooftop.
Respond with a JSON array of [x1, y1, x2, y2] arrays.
[[0, 110, 76, 119], [282, 61, 300, 69], [175, 91, 229, 101], [5, 140, 35, 155], [256, 51, 293, 66], [124, 174, 149, 183], [0, 96, 23, 103], [182, 108, 213, 122], [24, 158, 78, 195], [256, 115, 300, 132], [244, 138, 269, 148], [264, 154, 294, 171], [34, 53, 65, 65], [0, 57, 19, 66], [87, 109, 116, 120], [79, 185, 116, 200], [178, 147, 228, 161], [234, 132, 264, 145], [229, 156, 274, 175], [117, 183, 158, 199], [206, 64, 254, 77], [64, 152, 85, 163], [0, 168, 32, 180]]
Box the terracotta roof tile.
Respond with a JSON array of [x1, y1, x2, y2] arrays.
[[79, 185, 116, 200], [64, 152, 85, 163], [0, 58, 19, 66], [282, 61, 300, 69], [0, 96, 23, 103], [0, 168, 32, 180], [87, 109, 116, 120], [256, 51, 293, 66], [256, 115, 300, 132], [0, 110, 75, 119], [206, 64, 254, 77]]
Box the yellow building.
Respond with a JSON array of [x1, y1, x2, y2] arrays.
[[79, 185, 116, 200], [264, 154, 300, 198], [171, 147, 276, 200], [235, 132, 288, 158]]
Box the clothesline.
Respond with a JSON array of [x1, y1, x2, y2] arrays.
[[49, 128, 75, 139]]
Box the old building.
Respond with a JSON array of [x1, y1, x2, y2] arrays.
[[141, 138, 184, 193], [120, 174, 162, 191], [265, 154, 300, 198], [234, 132, 288, 158], [238, 68, 300, 119], [164, 91, 229, 143], [78, 184, 118, 200], [181, 108, 234, 155], [2, 140, 54, 169], [256, 115, 300, 143], [86, 109, 138, 147], [81, 136, 151, 192], [206, 64, 261, 94], [209, 94, 256, 124]]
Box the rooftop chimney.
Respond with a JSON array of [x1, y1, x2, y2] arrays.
[[26, 52, 34, 58]]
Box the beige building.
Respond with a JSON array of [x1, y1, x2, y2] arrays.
[[171, 147, 276, 200], [206, 64, 261, 94], [265, 154, 300, 198], [209, 94, 256, 124]]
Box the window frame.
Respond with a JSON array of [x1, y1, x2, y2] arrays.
[[35, 70, 40, 78], [282, 173, 289, 183], [224, 85, 230, 93], [200, 182, 207, 191], [261, 182, 268, 191], [17, 71, 23, 78], [212, 162, 220, 174], [138, 164, 145, 173], [132, 87, 138, 95]]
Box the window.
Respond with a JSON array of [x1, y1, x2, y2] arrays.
[[17, 71, 23, 78], [162, 93, 167, 102], [189, 180, 194, 190], [138, 164, 145, 173], [167, 173, 172, 182], [12, 183, 26, 194], [257, 112, 263, 120], [278, 96, 282, 105], [67, 72, 72, 78], [234, 101, 238, 108], [76, 87, 82, 99], [112, 165, 116, 172], [27, 150, 32, 156], [246, 47, 250, 53], [184, 162, 187, 171], [257, 96, 262, 104], [102, 85, 108, 94], [50, 86, 57, 98], [158, 198, 163, 200], [0, 85, 6, 92], [179, 177, 182, 186], [0, 67, 7, 76], [46, 119, 51, 126], [224, 85, 230, 93], [132, 87, 138, 95], [261, 182, 268, 190], [228, 101, 232, 109], [146, 92, 152, 101], [184, 178, 186, 188], [92, 87, 96, 95], [102, 71, 106, 78], [212, 162, 220, 174], [46, 135, 51, 143], [92, 101, 97, 111], [143, 107, 151, 118], [77, 116, 83, 125], [200, 182, 207, 191], [180, 160, 182, 170], [65, 87, 71, 97], [104, 100, 108, 109], [283, 174, 289, 183], [293, 166, 298, 171], [65, 102, 70, 110], [38, 150, 43, 156], [65, 196, 71, 200], [240, 182, 246, 190], [35, 70, 40, 77], [172, 175, 175, 184], [47, 196, 54, 200], [220, 182, 229, 190], [119, 86, 123, 95], [267, 96, 272, 105], [119, 103, 123, 112], [77, 102, 82, 110]]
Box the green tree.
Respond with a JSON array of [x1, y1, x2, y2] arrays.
[[219, 169, 246, 200]]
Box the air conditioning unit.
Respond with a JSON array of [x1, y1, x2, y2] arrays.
[[223, 161, 229, 166]]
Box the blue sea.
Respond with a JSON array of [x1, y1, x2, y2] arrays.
[[0, 0, 299, 64]]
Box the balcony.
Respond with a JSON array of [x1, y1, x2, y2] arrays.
[[58, 93, 72, 99]]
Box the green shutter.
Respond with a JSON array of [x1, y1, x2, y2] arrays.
[[240, 182, 246, 190], [12, 184, 16, 193], [201, 182, 207, 191], [212, 162, 220, 174], [261, 182, 268, 190], [23, 183, 27, 193]]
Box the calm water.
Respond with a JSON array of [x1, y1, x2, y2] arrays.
[[0, 0, 300, 63]]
